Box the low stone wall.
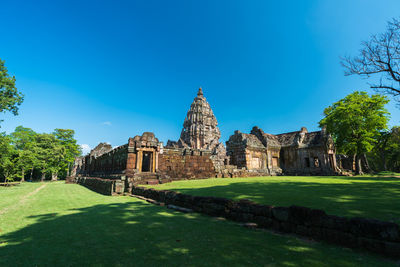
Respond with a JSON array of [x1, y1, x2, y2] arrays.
[[132, 186, 400, 258], [76, 177, 116, 195]]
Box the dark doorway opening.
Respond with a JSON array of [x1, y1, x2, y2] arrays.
[[142, 152, 152, 172], [305, 157, 310, 168]]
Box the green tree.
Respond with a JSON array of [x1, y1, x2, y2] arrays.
[[0, 133, 18, 183], [10, 126, 37, 181], [386, 126, 400, 172], [370, 130, 392, 171], [34, 133, 65, 181], [319, 91, 390, 174], [53, 129, 81, 178], [0, 59, 24, 119], [368, 126, 400, 172]]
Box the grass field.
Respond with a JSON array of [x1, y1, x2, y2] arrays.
[[149, 176, 400, 224], [0, 182, 397, 266]]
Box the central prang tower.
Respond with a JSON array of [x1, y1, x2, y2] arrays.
[[177, 87, 222, 151]]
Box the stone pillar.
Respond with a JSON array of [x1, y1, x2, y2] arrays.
[[152, 151, 156, 172], [155, 151, 159, 171], [137, 150, 143, 172]]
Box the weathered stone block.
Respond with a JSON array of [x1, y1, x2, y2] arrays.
[[288, 205, 327, 226], [348, 217, 400, 242], [272, 207, 289, 222], [253, 216, 273, 228]]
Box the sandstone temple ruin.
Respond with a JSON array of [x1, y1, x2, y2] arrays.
[[72, 88, 338, 193]]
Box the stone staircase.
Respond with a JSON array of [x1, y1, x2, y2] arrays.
[[131, 172, 170, 185]]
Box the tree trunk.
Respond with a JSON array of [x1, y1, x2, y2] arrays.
[[41, 172, 46, 182], [67, 162, 71, 177], [51, 172, 58, 181], [21, 168, 25, 182], [355, 154, 364, 175], [4, 171, 9, 185], [381, 150, 387, 171], [30, 168, 34, 180], [361, 153, 372, 173]]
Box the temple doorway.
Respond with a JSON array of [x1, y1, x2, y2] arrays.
[[142, 152, 152, 172]]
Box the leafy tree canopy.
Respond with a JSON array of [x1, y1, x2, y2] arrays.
[[53, 129, 81, 176], [0, 127, 80, 182], [0, 59, 24, 117]]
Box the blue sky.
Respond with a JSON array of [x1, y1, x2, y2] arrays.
[[1, 0, 400, 154]]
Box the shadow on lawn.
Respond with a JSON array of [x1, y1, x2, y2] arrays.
[[0, 200, 391, 266], [167, 178, 400, 223]]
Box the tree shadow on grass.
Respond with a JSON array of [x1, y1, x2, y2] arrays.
[[0, 200, 393, 266], [165, 178, 400, 224]]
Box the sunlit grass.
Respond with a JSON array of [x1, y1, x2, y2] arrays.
[[0, 182, 396, 266]]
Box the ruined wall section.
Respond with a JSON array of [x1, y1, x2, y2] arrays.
[[226, 131, 247, 168], [226, 130, 268, 170], [280, 146, 333, 175], [250, 127, 282, 174], [78, 144, 129, 178], [158, 148, 216, 179], [277, 129, 337, 175], [91, 144, 129, 176]]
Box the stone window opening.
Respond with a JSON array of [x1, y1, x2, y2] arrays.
[[305, 157, 310, 168], [314, 157, 320, 168]]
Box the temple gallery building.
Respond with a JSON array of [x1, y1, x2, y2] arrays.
[[72, 88, 338, 187]]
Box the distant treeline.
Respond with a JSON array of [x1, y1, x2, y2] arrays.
[[0, 126, 81, 182]]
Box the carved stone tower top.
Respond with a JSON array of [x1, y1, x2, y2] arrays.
[[177, 87, 222, 151]]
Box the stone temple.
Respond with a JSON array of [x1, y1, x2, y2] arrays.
[[72, 88, 339, 193]]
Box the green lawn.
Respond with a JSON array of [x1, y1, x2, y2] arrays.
[[0, 182, 397, 266], [149, 176, 400, 224]]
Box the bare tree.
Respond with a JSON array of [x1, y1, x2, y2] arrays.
[[342, 18, 400, 106]]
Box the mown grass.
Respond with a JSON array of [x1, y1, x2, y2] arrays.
[[0, 182, 396, 266], [374, 171, 400, 177], [149, 176, 400, 224]]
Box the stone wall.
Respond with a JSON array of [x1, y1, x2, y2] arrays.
[[76, 177, 116, 195], [132, 185, 400, 258], [80, 145, 128, 178], [91, 145, 128, 176], [227, 127, 337, 176], [158, 148, 216, 179], [280, 146, 335, 175]]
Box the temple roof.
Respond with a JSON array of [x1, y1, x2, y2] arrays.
[[226, 130, 265, 150], [251, 126, 281, 148], [230, 126, 328, 150], [177, 87, 222, 151], [89, 142, 112, 158], [197, 87, 203, 96]]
